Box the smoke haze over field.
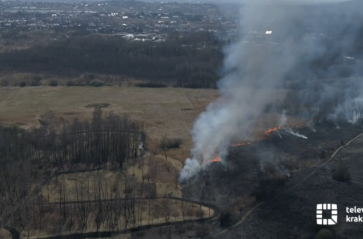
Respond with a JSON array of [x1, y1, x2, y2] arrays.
[[179, 0, 363, 181]]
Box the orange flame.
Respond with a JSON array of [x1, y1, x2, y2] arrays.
[[264, 126, 281, 135], [232, 142, 251, 147], [233, 143, 246, 146], [210, 156, 221, 163]]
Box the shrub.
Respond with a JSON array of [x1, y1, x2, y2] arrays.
[[159, 137, 182, 149], [89, 79, 105, 87], [332, 161, 351, 182], [135, 82, 167, 88], [49, 80, 58, 87], [314, 229, 333, 239], [66, 80, 74, 86], [30, 80, 41, 86], [19, 81, 26, 87], [0, 80, 8, 87], [85, 73, 95, 79], [29, 75, 42, 86], [32, 75, 42, 81]]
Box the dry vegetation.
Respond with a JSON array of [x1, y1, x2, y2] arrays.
[[15, 198, 210, 238], [0, 85, 304, 163], [17, 151, 212, 238], [42, 155, 183, 203], [0, 86, 219, 163]]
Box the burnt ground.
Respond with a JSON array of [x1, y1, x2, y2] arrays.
[[180, 122, 363, 239]]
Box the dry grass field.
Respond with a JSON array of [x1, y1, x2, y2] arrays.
[[0, 86, 219, 162], [0, 86, 305, 163]]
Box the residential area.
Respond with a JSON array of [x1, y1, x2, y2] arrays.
[[0, 0, 238, 42]]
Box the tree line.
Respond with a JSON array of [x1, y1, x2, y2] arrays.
[[0, 32, 223, 89]]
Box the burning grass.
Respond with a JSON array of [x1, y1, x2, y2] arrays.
[[209, 156, 222, 163]]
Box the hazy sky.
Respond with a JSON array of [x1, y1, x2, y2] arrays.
[[140, 0, 352, 5], [149, 0, 350, 3]]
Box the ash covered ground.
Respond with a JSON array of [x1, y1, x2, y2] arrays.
[[180, 122, 363, 238]]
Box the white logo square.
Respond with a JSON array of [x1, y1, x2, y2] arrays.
[[317, 204, 338, 225]]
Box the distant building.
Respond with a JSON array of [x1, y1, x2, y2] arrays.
[[344, 56, 356, 65], [124, 34, 134, 40]]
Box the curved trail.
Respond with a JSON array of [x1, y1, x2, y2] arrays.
[[212, 131, 363, 238], [29, 196, 218, 239], [2, 165, 219, 239]]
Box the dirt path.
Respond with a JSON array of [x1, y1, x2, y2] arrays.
[[211, 131, 363, 238], [28, 196, 218, 239]]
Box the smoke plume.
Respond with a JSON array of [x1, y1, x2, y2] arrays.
[[179, 0, 363, 181]]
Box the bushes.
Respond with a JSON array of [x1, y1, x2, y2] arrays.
[[66, 80, 74, 86], [135, 82, 167, 88], [48, 80, 58, 87], [30, 76, 41, 86], [0, 79, 8, 86], [0, 74, 45, 87], [159, 137, 182, 150], [332, 161, 351, 182], [89, 79, 105, 87], [19, 81, 26, 87]]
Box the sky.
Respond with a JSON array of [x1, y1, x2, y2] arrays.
[[142, 0, 349, 2]]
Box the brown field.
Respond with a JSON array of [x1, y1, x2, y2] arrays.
[[0, 86, 220, 162], [0, 86, 303, 164]]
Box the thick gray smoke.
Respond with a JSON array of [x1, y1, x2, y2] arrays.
[[179, 0, 363, 181]]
